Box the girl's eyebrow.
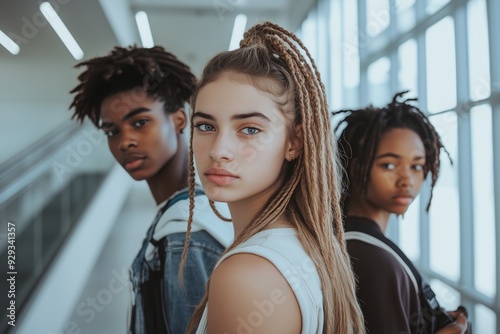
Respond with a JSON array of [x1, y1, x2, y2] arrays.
[[376, 152, 425, 160], [193, 111, 271, 122]]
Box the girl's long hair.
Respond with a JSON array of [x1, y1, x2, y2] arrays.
[[183, 22, 365, 334]]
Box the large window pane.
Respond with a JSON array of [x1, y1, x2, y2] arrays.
[[398, 38, 418, 95], [396, 0, 416, 32], [475, 304, 496, 334], [426, 17, 457, 113], [471, 105, 496, 297], [368, 57, 391, 106], [429, 112, 460, 281], [366, 0, 390, 38], [301, 10, 318, 62], [330, 0, 343, 110], [468, 0, 491, 101], [317, 1, 329, 98], [343, 0, 360, 107], [399, 196, 420, 262]]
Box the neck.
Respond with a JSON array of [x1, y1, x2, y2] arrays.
[[346, 198, 391, 233], [227, 185, 281, 238], [147, 137, 189, 205]]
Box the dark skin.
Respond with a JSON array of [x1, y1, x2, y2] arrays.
[[347, 128, 468, 334], [100, 88, 188, 204]]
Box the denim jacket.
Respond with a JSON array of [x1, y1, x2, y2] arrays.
[[128, 189, 228, 334]]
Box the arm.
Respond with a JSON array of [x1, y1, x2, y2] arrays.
[[348, 240, 420, 334], [207, 253, 301, 334], [162, 231, 225, 334]]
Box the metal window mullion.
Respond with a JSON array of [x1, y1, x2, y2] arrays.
[[454, 3, 476, 320], [415, 2, 430, 269], [358, 0, 369, 106], [319, 0, 332, 103], [388, 0, 399, 93], [486, 0, 500, 329]]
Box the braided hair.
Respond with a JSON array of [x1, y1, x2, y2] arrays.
[[69, 45, 196, 126], [184, 22, 365, 334], [334, 90, 450, 212]]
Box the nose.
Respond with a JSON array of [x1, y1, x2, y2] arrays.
[[396, 166, 415, 188], [209, 131, 234, 161], [118, 129, 138, 152]]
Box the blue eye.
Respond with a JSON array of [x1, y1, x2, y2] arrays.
[[196, 123, 215, 132], [241, 127, 260, 135]]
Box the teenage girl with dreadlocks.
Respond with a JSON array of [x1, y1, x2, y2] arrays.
[[335, 91, 469, 334], [181, 22, 365, 334], [69, 46, 233, 334]]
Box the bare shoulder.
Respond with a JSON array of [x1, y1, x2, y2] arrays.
[[207, 253, 301, 334]]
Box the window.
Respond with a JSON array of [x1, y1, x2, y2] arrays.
[[398, 38, 418, 94], [368, 57, 391, 106], [321, 0, 498, 329], [467, 0, 491, 101], [366, 0, 390, 38], [426, 17, 456, 113], [428, 112, 460, 281], [471, 104, 496, 297]]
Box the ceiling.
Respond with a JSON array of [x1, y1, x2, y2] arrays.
[[0, 0, 314, 105]]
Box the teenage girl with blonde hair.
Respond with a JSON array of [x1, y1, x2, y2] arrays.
[[181, 22, 365, 334]]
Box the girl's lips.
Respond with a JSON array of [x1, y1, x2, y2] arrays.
[[205, 174, 239, 186], [393, 196, 413, 206]]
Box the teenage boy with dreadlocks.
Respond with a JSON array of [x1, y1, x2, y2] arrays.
[[69, 46, 233, 334], [334, 91, 470, 334]]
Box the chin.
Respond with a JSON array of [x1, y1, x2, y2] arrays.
[[201, 184, 232, 203], [391, 207, 410, 216], [127, 169, 150, 181]]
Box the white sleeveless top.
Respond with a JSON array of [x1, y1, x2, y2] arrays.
[[195, 228, 324, 334]]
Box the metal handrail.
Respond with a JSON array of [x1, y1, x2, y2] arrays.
[[0, 120, 80, 206]]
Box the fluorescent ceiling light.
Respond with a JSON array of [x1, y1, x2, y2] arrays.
[[229, 14, 247, 51], [40, 2, 84, 60], [135, 11, 154, 48], [0, 30, 20, 55]]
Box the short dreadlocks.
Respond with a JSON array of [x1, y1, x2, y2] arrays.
[[69, 45, 197, 127]]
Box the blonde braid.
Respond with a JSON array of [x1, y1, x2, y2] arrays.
[[254, 22, 363, 333], [178, 122, 197, 283], [208, 200, 231, 222]]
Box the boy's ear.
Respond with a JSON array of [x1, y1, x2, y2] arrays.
[[171, 107, 187, 134], [286, 124, 303, 161]]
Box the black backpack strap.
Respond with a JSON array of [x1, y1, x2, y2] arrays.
[[345, 223, 424, 286], [146, 187, 205, 333], [345, 224, 454, 332]]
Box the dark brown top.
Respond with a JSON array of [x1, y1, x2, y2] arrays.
[[345, 216, 421, 334]]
